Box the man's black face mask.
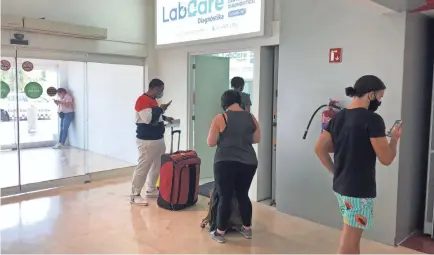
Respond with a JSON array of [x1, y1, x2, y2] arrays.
[[368, 93, 381, 112]]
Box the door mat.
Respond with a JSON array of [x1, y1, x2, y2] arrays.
[[198, 181, 214, 198]]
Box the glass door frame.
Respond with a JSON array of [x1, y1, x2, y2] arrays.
[[1, 51, 22, 196], [1, 57, 60, 151], [0, 56, 20, 151], [1, 48, 91, 197], [1, 47, 144, 197], [15, 57, 61, 150]]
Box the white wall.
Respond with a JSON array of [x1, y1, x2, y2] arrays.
[[155, 0, 279, 202], [65, 62, 86, 149], [1, 0, 153, 59], [275, 0, 425, 246], [1, 0, 151, 44], [87, 63, 143, 164], [1, 0, 154, 155], [157, 36, 278, 202], [51, 61, 144, 164]]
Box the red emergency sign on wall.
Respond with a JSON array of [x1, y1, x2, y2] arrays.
[[329, 48, 342, 63]]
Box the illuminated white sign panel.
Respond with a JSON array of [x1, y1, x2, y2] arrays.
[[156, 0, 263, 45]]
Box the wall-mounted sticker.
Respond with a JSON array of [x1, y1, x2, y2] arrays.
[[1, 81, 10, 99], [1, 60, 11, 71], [24, 82, 43, 99], [329, 48, 343, 63], [22, 61, 34, 72], [46, 86, 58, 97]]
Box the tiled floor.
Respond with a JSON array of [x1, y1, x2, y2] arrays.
[[0, 147, 134, 188], [0, 119, 57, 148], [402, 233, 434, 253], [0, 177, 421, 254]]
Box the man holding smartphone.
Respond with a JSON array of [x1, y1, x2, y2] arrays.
[[314, 75, 402, 254], [53, 88, 74, 149], [131, 78, 174, 206]]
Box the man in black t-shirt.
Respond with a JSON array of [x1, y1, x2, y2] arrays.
[[314, 75, 402, 254], [231, 76, 252, 112]]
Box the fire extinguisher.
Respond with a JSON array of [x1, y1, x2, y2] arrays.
[[303, 99, 342, 139], [321, 99, 339, 133]]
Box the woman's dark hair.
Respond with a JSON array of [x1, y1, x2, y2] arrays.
[[345, 75, 386, 97], [57, 88, 67, 94], [221, 89, 242, 110]]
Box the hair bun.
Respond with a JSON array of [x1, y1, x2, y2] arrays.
[[345, 87, 356, 97]]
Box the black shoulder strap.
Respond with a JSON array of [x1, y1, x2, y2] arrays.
[[249, 113, 256, 127], [221, 113, 227, 125]]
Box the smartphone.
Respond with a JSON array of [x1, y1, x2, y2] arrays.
[[386, 120, 402, 137]]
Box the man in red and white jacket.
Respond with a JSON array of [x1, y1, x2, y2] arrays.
[[131, 78, 173, 206]]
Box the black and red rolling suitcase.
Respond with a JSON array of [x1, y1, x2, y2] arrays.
[[157, 129, 201, 210]]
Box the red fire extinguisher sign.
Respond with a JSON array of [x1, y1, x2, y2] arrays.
[[329, 48, 342, 63]]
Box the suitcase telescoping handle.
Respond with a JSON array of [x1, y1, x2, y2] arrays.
[[171, 128, 181, 153]]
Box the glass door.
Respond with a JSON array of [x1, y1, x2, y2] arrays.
[[16, 53, 88, 189], [1, 48, 142, 196], [1, 49, 88, 195], [0, 56, 21, 193], [17, 57, 71, 186], [16, 58, 59, 149], [0, 58, 59, 150]]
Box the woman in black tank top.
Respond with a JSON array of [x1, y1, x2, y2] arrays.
[[206, 90, 261, 243]]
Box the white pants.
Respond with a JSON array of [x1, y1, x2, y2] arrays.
[[131, 138, 166, 196]]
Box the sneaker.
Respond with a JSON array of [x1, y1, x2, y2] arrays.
[[239, 227, 252, 239], [210, 231, 226, 243], [130, 195, 148, 206], [145, 189, 159, 198], [53, 143, 63, 149]]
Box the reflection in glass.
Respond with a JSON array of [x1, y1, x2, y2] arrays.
[[17, 59, 87, 185], [21, 197, 53, 226], [0, 203, 20, 231], [0, 197, 57, 232]]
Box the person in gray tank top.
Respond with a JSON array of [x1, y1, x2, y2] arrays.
[[207, 90, 261, 243]]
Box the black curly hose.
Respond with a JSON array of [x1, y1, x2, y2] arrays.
[[302, 104, 343, 139], [302, 104, 327, 139]]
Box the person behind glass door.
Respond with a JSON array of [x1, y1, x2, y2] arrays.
[[53, 88, 74, 149], [130, 78, 174, 206], [314, 75, 402, 254], [207, 89, 261, 243], [231, 76, 252, 112]]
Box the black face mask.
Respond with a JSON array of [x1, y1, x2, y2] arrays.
[[368, 99, 381, 112]]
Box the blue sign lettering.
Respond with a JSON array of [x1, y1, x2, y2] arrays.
[[162, 0, 224, 23]]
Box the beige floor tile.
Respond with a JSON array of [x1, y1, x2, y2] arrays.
[[0, 147, 134, 188], [0, 177, 422, 254]]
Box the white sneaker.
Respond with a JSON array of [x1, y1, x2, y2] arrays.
[[145, 189, 159, 198], [130, 195, 148, 206], [53, 143, 63, 149]]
